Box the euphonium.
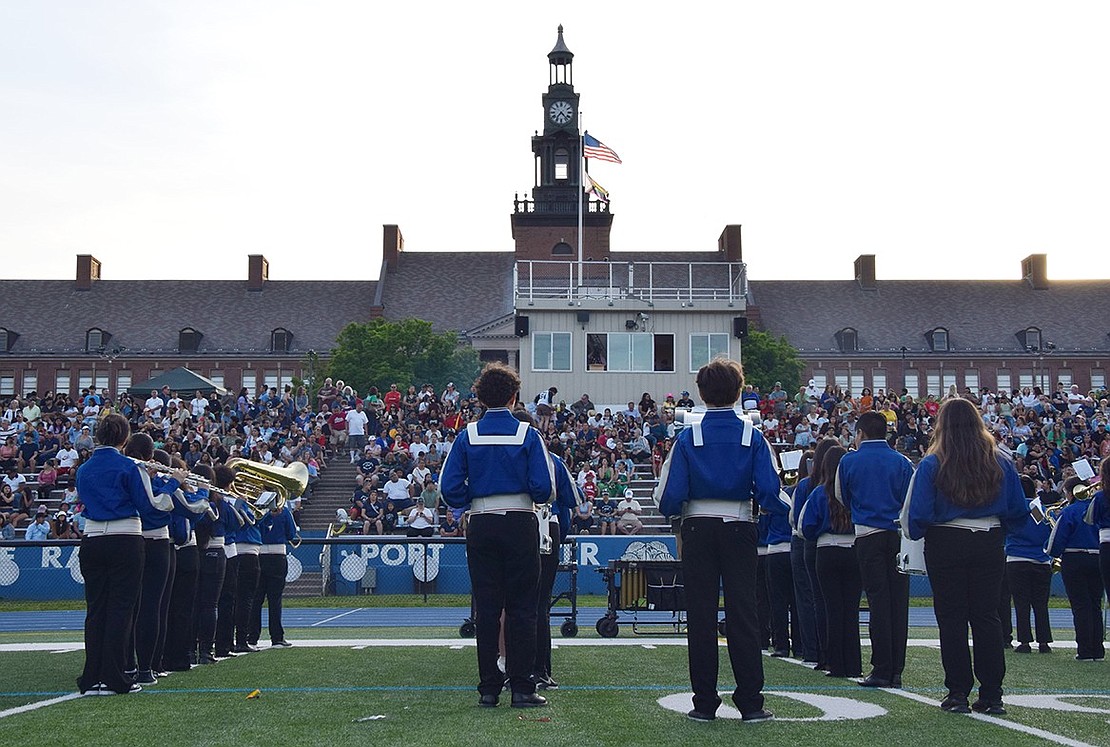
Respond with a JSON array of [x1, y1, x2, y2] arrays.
[[225, 458, 309, 519]]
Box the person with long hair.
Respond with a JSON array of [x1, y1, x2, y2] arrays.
[[787, 448, 819, 666], [796, 437, 839, 670], [1048, 475, 1105, 661], [1002, 475, 1054, 653], [802, 445, 862, 679], [1087, 460, 1110, 610], [903, 398, 1027, 715]]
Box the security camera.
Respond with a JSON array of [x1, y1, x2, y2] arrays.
[[638, 312, 649, 321]]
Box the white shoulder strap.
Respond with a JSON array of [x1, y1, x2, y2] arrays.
[[467, 420, 529, 446], [692, 413, 753, 448], [691, 420, 704, 447]]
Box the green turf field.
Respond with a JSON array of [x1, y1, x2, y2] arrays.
[[1, 632, 1108, 746]]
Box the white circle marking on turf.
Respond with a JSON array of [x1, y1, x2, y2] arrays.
[[1006, 694, 1110, 714], [657, 691, 887, 721]]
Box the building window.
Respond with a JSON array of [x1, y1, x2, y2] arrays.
[[1092, 370, 1106, 390], [78, 370, 94, 390], [926, 370, 941, 396], [263, 371, 279, 390], [241, 370, 257, 393], [0, 374, 13, 396], [55, 371, 71, 396], [1020, 327, 1042, 351], [1019, 371, 1033, 390], [587, 333, 674, 372], [964, 369, 980, 394], [554, 148, 569, 181], [926, 328, 949, 352], [904, 370, 919, 397], [942, 371, 957, 394], [0, 328, 17, 353], [532, 332, 572, 372], [116, 371, 132, 394], [279, 371, 295, 391], [850, 372, 864, 397], [1057, 370, 1073, 388], [996, 370, 1012, 393], [835, 327, 858, 353], [179, 327, 202, 354], [21, 372, 37, 397], [209, 371, 225, 389], [872, 369, 887, 394], [689, 333, 730, 372], [551, 241, 573, 256], [94, 372, 109, 391], [86, 328, 111, 353], [271, 328, 292, 353], [834, 370, 848, 389], [812, 371, 828, 389]]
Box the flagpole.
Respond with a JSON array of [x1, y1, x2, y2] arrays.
[[577, 116, 584, 289]]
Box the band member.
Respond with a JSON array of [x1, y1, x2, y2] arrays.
[[252, 503, 298, 648], [787, 449, 820, 666], [441, 363, 554, 709], [656, 358, 783, 723], [1004, 475, 1054, 653], [1048, 476, 1105, 661], [1086, 461, 1110, 613], [195, 464, 236, 665], [834, 411, 914, 688], [76, 414, 162, 696], [762, 498, 795, 658], [162, 464, 215, 671], [801, 445, 862, 678], [903, 398, 1027, 715], [796, 438, 839, 670], [533, 448, 578, 690], [233, 500, 262, 653]]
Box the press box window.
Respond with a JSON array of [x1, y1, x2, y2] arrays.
[[533, 332, 571, 372], [689, 333, 729, 372], [587, 333, 674, 372]]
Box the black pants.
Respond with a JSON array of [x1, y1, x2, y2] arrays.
[[197, 548, 227, 657], [791, 536, 819, 662], [215, 554, 240, 655], [816, 544, 862, 677], [533, 540, 559, 679], [1006, 561, 1052, 645], [1100, 543, 1110, 614], [1060, 552, 1106, 660], [765, 551, 793, 654], [163, 545, 199, 669], [681, 518, 764, 716], [235, 551, 260, 648], [926, 526, 1006, 702], [78, 535, 144, 694], [998, 564, 1012, 645], [804, 538, 827, 666], [134, 538, 173, 674], [466, 511, 540, 696], [856, 530, 909, 681], [251, 553, 289, 645], [755, 555, 770, 648]]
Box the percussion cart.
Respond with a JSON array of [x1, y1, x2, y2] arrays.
[[594, 559, 727, 638]]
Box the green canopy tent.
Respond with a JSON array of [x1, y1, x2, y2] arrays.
[[126, 367, 228, 397]]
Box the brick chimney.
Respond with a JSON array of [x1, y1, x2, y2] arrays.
[[383, 225, 404, 273], [718, 224, 742, 262], [854, 254, 877, 290], [247, 255, 269, 291], [76, 255, 101, 291], [1021, 254, 1048, 290]]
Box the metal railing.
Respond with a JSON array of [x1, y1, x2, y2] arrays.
[[514, 259, 747, 305]]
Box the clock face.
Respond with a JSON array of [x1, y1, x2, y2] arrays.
[[549, 100, 574, 125]]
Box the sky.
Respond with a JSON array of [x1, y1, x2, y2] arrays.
[[3, 1, 1109, 283]]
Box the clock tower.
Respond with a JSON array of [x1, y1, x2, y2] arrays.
[[512, 26, 613, 261]]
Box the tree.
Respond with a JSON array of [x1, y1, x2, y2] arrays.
[[326, 318, 481, 396], [739, 330, 806, 395]]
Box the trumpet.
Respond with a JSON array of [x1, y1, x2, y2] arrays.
[[128, 457, 234, 499]]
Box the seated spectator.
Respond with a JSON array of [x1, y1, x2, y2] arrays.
[[24, 507, 53, 540], [16, 432, 39, 471], [53, 510, 79, 539], [0, 513, 13, 540], [381, 500, 399, 533], [570, 393, 595, 418], [617, 490, 643, 535], [36, 459, 59, 501], [406, 497, 435, 537], [596, 493, 617, 535], [571, 499, 593, 535], [0, 436, 17, 471], [439, 509, 462, 537], [383, 470, 414, 511]]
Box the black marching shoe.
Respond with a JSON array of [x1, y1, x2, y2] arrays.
[[858, 674, 892, 688], [770, 649, 790, 658], [510, 692, 548, 708], [478, 694, 499, 708], [971, 699, 1006, 716], [198, 654, 218, 665], [134, 670, 157, 686], [231, 644, 258, 654], [271, 640, 293, 648], [1014, 643, 1032, 653], [940, 694, 971, 713], [686, 709, 715, 722], [1038, 643, 1051, 653], [741, 708, 775, 723]]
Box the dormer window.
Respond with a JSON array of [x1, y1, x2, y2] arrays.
[[179, 327, 203, 354], [271, 328, 292, 353], [86, 328, 111, 353], [551, 241, 573, 256], [926, 327, 949, 352], [1019, 326, 1042, 351], [835, 327, 858, 353], [0, 327, 16, 353]]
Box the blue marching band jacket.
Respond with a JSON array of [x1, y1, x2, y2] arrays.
[[901, 453, 1027, 541]]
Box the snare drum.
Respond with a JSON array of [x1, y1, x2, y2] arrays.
[[897, 535, 927, 576]]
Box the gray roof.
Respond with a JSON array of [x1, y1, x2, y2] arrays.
[[0, 279, 378, 355], [377, 252, 516, 334], [747, 279, 1110, 354]]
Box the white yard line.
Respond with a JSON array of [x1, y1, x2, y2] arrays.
[[0, 693, 83, 720], [308, 608, 366, 627]]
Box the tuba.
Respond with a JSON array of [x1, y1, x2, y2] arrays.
[[225, 458, 309, 519]]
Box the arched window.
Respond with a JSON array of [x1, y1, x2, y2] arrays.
[[926, 327, 949, 352], [179, 327, 203, 354], [551, 241, 573, 256], [271, 328, 292, 353], [86, 328, 112, 353], [1020, 326, 1042, 351], [835, 327, 858, 353]]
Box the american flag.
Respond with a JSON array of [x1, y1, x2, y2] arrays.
[[582, 132, 622, 164]]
